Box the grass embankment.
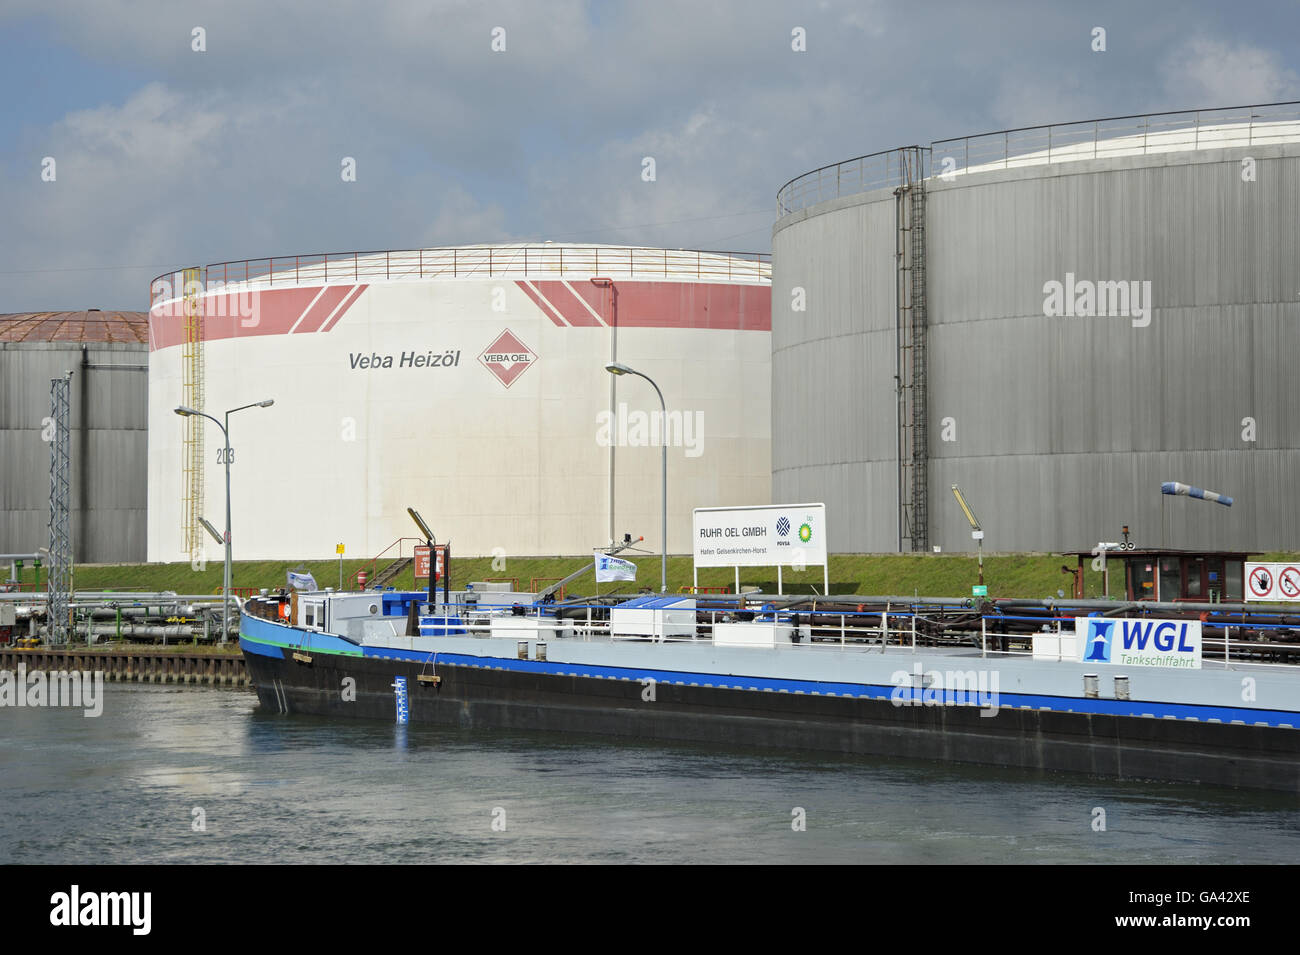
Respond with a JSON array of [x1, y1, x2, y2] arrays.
[[17, 550, 1297, 601]]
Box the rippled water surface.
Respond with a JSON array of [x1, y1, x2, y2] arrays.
[[1, 685, 1297, 864]]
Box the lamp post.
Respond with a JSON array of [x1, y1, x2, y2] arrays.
[[176, 399, 274, 643], [950, 484, 984, 589], [604, 361, 667, 593]]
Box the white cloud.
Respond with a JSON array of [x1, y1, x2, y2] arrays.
[[58, 82, 228, 169], [421, 187, 512, 247], [986, 71, 1105, 137], [1, 2, 1297, 311], [1161, 37, 1300, 106]]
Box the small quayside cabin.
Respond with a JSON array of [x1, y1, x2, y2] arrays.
[[1062, 549, 1254, 603]]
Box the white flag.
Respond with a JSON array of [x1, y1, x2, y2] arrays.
[[287, 571, 319, 591], [595, 553, 636, 583]]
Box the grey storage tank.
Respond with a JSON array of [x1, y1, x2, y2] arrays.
[[0, 311, 148, 563], [772, 103, 1300, 554]]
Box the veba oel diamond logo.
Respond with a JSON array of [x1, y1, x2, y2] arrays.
[[479, 329, 537, 389]]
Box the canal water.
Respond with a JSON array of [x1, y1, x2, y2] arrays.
[[2, 684, 1296, 864]]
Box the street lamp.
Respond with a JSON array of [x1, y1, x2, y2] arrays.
[[950, 484, 984, 588], [176, 399, 274, 643], [605, 361, 667, 593]]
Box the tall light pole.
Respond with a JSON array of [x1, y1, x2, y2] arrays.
[[951, 484, 984, 588], [176, 399, 274, 642], [604, 361, 666, 593]]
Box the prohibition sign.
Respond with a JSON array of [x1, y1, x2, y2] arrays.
[[1280, 566, 1300, 599], [1249, 566, 1273, 598]]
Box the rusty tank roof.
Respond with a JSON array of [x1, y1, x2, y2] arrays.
[[0, 311, 148, 344]]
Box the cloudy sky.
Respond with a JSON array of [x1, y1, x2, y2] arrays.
[[2, 0, 1297, 311]]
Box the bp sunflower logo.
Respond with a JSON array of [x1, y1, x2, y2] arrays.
[[798, 523, 812, 543]]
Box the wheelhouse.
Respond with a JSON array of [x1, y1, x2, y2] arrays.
[[1064, 549, 1254, 602]]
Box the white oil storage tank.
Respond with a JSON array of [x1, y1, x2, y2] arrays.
[[148, 244, 771, 562]]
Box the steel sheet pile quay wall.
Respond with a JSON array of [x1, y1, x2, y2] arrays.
[[0, 648, 249, 686], [772, 103, 1300, 553], [147, 244, 771, 561]]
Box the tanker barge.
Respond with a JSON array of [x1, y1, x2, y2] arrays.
[[238, 566, 1300, 793]]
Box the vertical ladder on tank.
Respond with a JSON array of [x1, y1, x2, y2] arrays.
[[47, 374, 72, 643], [909, 157, 929, 550], [180, 267, 206, 560], [895, 147, 930, 552]]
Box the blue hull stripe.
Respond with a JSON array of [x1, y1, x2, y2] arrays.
[[241, 613, 363, 655], [240, 634, 285, 658], [239, 626, 1300, 728]]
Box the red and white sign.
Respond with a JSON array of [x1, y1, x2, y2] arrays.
[[478, 329, 537, 389], [414, 545, 445, 581], [1280, 566, 1300, 600], [1246, 562, 1300, 602]]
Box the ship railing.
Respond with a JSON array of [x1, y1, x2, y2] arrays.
[[992, 612, 1300, 668], [434, 601, 987, 652], [428, 601, 1300, 666]]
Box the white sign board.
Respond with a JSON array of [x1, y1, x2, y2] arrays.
[[1075, 616, 1202, 669], [692, 503, 827, 569], [1245, 562, 1300, 602]]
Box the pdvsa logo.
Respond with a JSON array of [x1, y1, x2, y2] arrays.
[[479, 329, 537, 389], [774, 514, 813, 548]]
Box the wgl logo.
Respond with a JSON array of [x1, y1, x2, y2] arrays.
[[1082, 619, 1115, 663], [1078, 617, 1202, 669]]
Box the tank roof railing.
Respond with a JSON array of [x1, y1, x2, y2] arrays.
[[776, 145, 930, 218], [150, 244, 770, 307], [777, 100, 1300, 217], [932, 99, 1300, 178]]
